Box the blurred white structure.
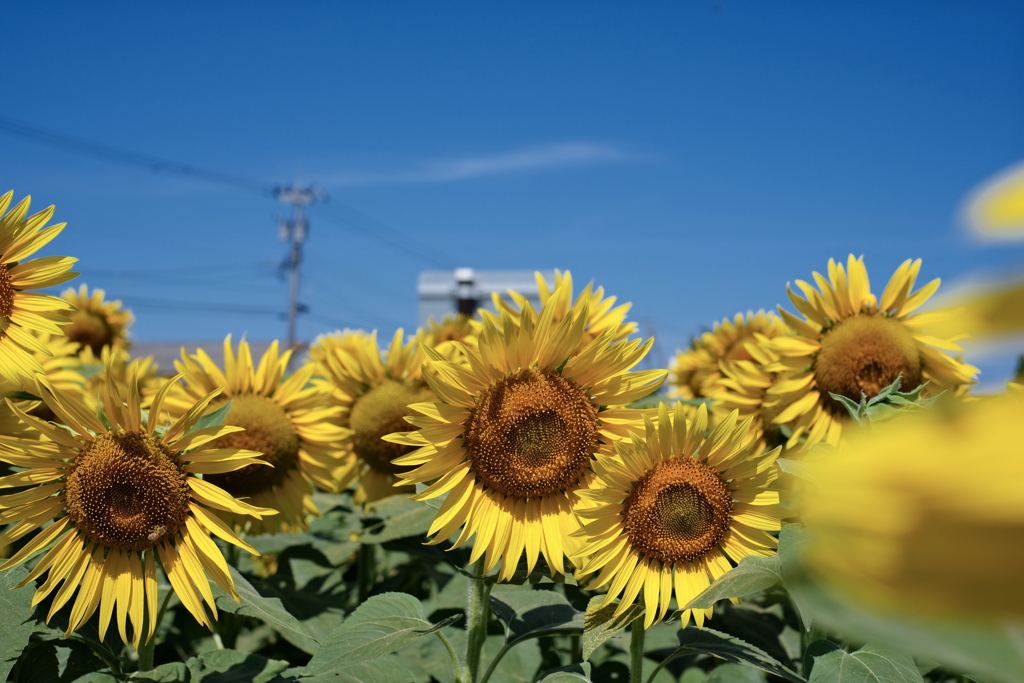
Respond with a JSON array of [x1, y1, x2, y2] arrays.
[[417, 269, 555, 326]]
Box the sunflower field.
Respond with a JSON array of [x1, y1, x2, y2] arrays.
[[0, 187, 1023, 683]]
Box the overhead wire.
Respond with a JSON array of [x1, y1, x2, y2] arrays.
[[0, 115, 274, 196], [0, 115, 451, 328]]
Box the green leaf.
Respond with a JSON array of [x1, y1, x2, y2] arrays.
[[358, 494, 437, 544], [212, 567, 318, 650], [14, 638, 106, 683], [186, 650, 290, 683], [188, 400, 233, 435], [706, 663, 768, 682], [683, 556, 783, 610], [803, 640, 842, 678], [537, 662, 592, 682], [305, 592, 458, 674], [6, 390, 42, 401], [133, 662, 190, 682], [0, 565, 39, 681], [807, 644, 924, 683], [299, 658, 413, 682], [489, 587, 585, 645], [581, 595, 644, 660], [673, 628, 805, 683]]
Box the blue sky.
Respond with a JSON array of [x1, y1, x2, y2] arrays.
[[2, 1, 1022, 384]]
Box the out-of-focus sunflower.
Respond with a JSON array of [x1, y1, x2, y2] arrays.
[[0, 191, 78, 381], [490, 270, 637, 350], [388, 284, 665, 581], [669, 312, 786, 417], [573, 402, 785, 629], [306, 328, 373, 366], [80, 346, 160, 414], [800, 392, 1024, 620], [418, 314, 479, 363], [61, 285, 133, 356], [316, 329, 432, 505], [0, 332, 88, 435], [0, 368, 273, 646], [763, 255, 977, 447], [167, 337, 347, 534]]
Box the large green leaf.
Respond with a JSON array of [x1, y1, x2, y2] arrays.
[[186, 649, 290, 683], [357, 494, 437, 544], [807, 644, 923, 683], [299, 658, 413, 683], [706, 663, 767, 682], [581, 596, 644, 660], [537, 662, 592, 682], [777, 524, 813, 629], [133, 662, 190, 682], [0, 565, 37, 682], [14, 639, 107, 683], [683, 556, 783, 610], [673, 628, 805, 683], [304, 592, 458, 675], [489, 587, 584, 645], [212, 567, 318, 651]]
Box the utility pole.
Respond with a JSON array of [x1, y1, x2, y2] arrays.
[[275, 185, 327, 351]]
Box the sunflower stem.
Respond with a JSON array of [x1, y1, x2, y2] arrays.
[[357, 543, 377, 603], [629, 623, 645, 683], [464, 559, 492, 683], [137, 587, 174, 671]]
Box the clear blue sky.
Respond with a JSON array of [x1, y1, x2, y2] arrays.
[[2, 1, 1022, 384]]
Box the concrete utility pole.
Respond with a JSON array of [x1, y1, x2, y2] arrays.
[[274, 185, 327, 350]]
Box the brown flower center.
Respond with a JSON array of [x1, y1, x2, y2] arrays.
[[0, 264, 14, 318], [206, 395, 299, 497], [623, 457, 733, 564], [351, 380, 435, 475], [65, 310, 115, 355], [65, 432, 190, 551], [814, 314, 922, 411], [463, 369, 600, 499]]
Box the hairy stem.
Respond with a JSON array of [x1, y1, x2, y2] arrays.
[[630, 624, 646, 683], [464, 559, 493, 683]]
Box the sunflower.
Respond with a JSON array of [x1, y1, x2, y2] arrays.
[[315, 329, 432, 505], [418, 314, 479, 363], [762, 255, 977, 447], [800, 392, 1024, 620], [387, 283, 666, 581], [489, 270, 637, 350], [669, 311, 787, 417], [166, 336, 347, 534], [573, 402, 785, 629], [0, 332, 88, 436], [306, 328, 373, 366], [0, 191, 78, 381], [80, 345, 160, 415], [61, 285, 133, 356], [0, 367, 273, 647], [713, 334, 787, 447]]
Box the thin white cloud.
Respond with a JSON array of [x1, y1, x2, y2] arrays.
[[323, 142, 641, 186]]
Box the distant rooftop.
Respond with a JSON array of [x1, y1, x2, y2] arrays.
[[418, 269, 555, 326]]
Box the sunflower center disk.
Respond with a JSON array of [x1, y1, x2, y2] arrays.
[[65, 310, 115, 355], [65, 432, 190, 551], [350, 380, 435, 475], [814, 314, 922, 408], [624, 457, 733, 564], [0, 265, 14, 318], [206, 394, 300, 497], [464, 369, 599, 499]]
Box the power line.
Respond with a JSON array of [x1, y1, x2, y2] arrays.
[[313, 203, 451, 268], [0, 115, 274, 195]]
